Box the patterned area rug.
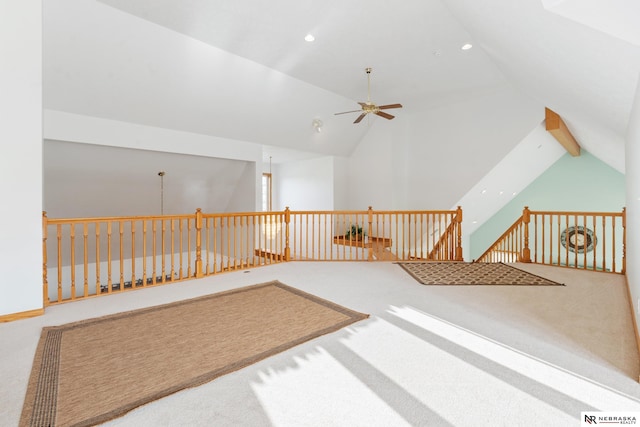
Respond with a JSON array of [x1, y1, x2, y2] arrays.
[[20, 281, 368, 427], [397, 262, 564, 286]]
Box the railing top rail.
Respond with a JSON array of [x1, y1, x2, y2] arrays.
[[528, 210, 624, 216], [201, 211, 284, 219], [45, 213, 197, 224], [288, 209, 458, 215], [46, 208, 463, 223]]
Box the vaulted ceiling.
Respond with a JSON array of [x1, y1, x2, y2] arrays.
[[44, 0, 640, 167]]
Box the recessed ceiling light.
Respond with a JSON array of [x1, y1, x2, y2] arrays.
[[304, 34, 315, 42], [461, 43, 473, 50], [481, 189, 487, 194]]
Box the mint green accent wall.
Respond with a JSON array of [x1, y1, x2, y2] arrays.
[[470, 151, 625, 259]]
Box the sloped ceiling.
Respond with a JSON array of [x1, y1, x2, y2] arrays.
[[44, 0, 508, 159], [44, 0, 640, 168], [447, 0, 640, 172]]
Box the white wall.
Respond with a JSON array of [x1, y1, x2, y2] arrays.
[[44, 111, 263, 215], [0, 1, 43, 316], [347, 120, 399, 210], [332, 157, 350, 210], [226, 163, 257, 213], [44, 140, 254, 217], [273, 157, 335, 211], [626, 75, 640, 331], [346, 86, 543, 211], [402, 86, 543, 209]]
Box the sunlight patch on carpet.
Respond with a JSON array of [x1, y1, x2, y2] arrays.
[[338, 316, 571, 426], [388, 305, 640, 411], [250, 346, 410, 426]]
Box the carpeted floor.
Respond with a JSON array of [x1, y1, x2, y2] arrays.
[[19, 281, 368, 427], [3, 262, 639, 426], [396, 261, 564, 286]]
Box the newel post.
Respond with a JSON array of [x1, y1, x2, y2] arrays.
[[195, 208, 204, 277], [455, 206, 463, 261], [622, 207, 627, 274], [521, 206, 532, 263], [367, 206, 374, 261], [42, 211, 49, 307], [284, 207, 291, 261]]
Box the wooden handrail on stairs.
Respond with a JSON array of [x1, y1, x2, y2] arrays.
[[427, 206, 464, 261], [475, 206, 626, 274], [475, 213, 525, 263]]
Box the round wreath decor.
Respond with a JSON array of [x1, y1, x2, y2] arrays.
[[560, 225, 596, 254]]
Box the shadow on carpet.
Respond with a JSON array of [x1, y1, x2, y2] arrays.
[[20, 281, 368, 427], [396, 262, 564, 286]]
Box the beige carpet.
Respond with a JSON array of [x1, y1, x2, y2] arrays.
[[20, 281, 368, 427], [397, 261, 564, 286]]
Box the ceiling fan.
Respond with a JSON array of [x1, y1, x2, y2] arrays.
[[335, 67, 402, 124]]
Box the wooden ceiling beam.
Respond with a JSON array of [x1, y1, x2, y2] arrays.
[[545, 107, 581, 156]]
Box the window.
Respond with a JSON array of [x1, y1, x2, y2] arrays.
[[262, 173, 272, 211]]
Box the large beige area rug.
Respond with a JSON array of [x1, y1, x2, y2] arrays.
[[397, 262, 564, 286], [20, 281, 368, 427]]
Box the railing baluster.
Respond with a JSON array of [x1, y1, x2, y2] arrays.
[[83, 223, 88, 297], [119, 220, 124, 289], [131, 221, 136, 289], [107, 222, 113, 293], [57, 224, 62, 302], [161, 218, 166, 282], [168, 219, 173, 281], [612, 214, 616, 273], [213, 217, 218, 273], [151, 220, 157, 285], [70, 224, 76, 299], [601, 216, 607, 271], [95, 222, 103, 290], [179, 219, 184, 278], [582, 214, 587, 269], [142, 220, 147, 286]]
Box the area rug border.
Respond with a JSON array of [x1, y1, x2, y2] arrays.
[[395, 261, 564, 286], [20, 280, 369, 427]]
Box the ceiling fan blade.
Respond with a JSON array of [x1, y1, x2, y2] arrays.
[[353, 113, 367, 124], [378, 103, 403, 110], [334, 110, 362, 115], [375, 111, 395, 120]]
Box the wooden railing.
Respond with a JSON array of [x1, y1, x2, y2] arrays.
[[287, 207, 462, 261], [476, 207, 626, 274], [43, 207, 463, 305]]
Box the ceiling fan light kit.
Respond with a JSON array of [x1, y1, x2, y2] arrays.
[[335, 67, 402, 124]]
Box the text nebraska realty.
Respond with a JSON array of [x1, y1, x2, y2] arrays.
[[585, 414, 637, 424]]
